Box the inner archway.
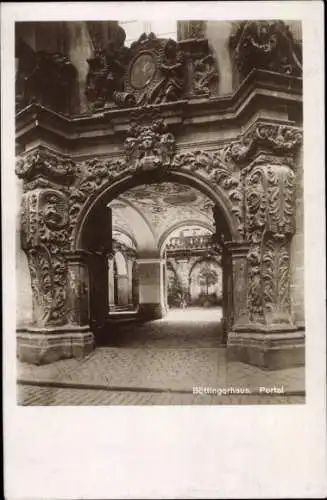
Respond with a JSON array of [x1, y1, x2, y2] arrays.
[[75, 170, 237, 347]]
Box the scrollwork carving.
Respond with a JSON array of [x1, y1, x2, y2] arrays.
[[172, 149, 243, 234], [229, 123, 302, 166], [21, 189, 69, 326], [16, 147, 76, 191], [67, 140, 244, 248], [244, 161, 296, 327]]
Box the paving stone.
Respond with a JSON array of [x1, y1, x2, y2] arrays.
[[17, 309, 305, 405], [17, 385, 305, 406]]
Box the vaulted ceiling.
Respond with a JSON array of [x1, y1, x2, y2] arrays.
[[109, 182, 215, 249]]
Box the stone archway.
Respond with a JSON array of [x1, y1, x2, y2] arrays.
[[75, 167, 238, 324], [16, 118, 303, 367]]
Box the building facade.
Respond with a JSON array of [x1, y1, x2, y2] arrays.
[[15, 20, 304, 369]]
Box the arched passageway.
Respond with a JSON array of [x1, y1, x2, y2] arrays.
[[74, 171, 237, 347]]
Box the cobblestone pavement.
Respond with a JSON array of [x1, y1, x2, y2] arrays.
[[17, 308, 305, 405], [99, 308, 225, 348], [17, 385, 305, 406]]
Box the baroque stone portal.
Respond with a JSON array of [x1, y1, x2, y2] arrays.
[[15, 20, 304, 369]]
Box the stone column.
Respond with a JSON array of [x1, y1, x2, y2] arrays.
[[137, 258, 166, 320], [226, 124, 304, 368]]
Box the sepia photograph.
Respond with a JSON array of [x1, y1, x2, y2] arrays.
[[3, 2, 326, 499], [14, 17, 306, 406]]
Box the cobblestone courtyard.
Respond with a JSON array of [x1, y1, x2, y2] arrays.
[[17, 309, 305, 405]]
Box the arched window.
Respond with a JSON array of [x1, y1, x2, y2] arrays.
[[119, 20, 177, 47]]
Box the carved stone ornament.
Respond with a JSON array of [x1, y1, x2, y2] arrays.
[[244, 160, 296, 326], [172, 149, 243, 234], [15, 38, 77, 114], [179, 38, 219, 97], [124, 118, 176, 173], [124, 33, 186, 106], [84, 25, 221, 108], [85, 22, 134, 109], [16, 146, 76, 192], [64, 124, 243, 247], [229, 20, 302, 79], [229, 123, 303, 167], [21, 189, 69, 326]]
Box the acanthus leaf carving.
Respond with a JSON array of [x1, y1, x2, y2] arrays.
[[244, 160, 296, 327], [21, 189, 69, 326], [262, 233, 292, 322]]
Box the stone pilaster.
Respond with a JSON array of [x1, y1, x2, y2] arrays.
[[15, 150, 94, 364], [226, 122, 304, 368]]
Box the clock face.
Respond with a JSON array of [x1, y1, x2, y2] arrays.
[[130, 53, 156, 89]]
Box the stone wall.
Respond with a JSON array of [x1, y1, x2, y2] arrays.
[[291, 147, 305, 327], [16, 179, 33, 326]]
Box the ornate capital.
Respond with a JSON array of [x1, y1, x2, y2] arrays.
[[16, 147, 76, 191], [229, 123, 302, 167], [229, 20, 302, 79]]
